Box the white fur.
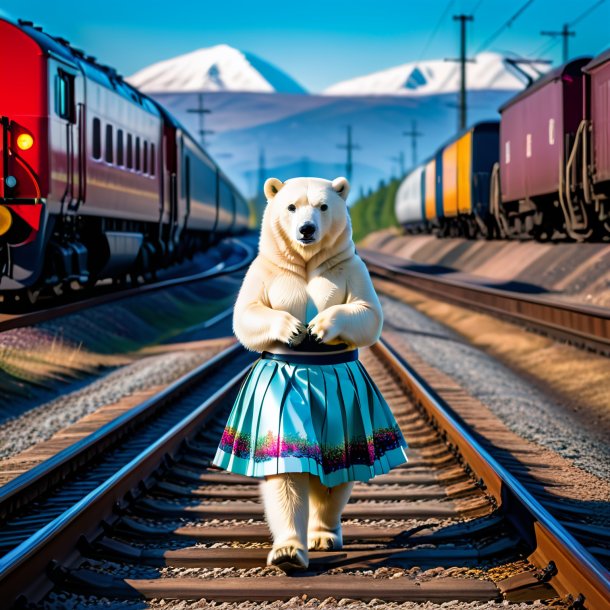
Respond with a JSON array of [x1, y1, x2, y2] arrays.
[[233, 176, 383, 353], [308, 478, 354, 551], [260, 474, 355, 570], [236, 176, 382, 570], [261, 474, 310, 569]]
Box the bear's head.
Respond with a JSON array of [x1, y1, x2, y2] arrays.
[[261, 177, 351, 262]]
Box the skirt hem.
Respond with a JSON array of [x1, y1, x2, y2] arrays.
[[212, 444, 408, 488]]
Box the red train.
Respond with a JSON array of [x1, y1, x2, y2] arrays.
[[0, 17, 250, 300], [396, 53, 610, 241]]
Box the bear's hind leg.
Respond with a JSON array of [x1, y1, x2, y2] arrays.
[[260, 473, 309, 572], [308, 476, 354, 551]]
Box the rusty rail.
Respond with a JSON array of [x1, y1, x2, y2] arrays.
[[361, 248, 610, 354], [374, 338, 610, 608]]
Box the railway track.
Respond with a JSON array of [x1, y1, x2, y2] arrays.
[[0, 236, 255, 334], [0, 337, 608, 608], [360, 248, 610, 354]]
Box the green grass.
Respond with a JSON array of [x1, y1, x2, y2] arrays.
[[349, 178, 401, 243]]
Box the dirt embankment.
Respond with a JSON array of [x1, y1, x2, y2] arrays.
[[361, 230, 610, 308]]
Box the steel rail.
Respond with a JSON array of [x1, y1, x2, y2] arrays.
[[0, 236, 256, 334], [361, 248, 610, 354], [0, 349, 253, 606], [0, 341, 242, 519], [374, 337, 610, 609]]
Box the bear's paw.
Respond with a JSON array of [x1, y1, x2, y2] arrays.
[[308, 310, 342, 344], [267, 545, 309, 572], [308, 529, 343, 551], [270, 311, 307, 346]]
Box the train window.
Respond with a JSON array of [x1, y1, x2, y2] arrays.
[[126, 134, 133, 169], [56, 70, 75, 122], [143, 141, 148, 174], [505, 141, 511, 165], [150, 143, 156, 176], [92, 118, 101, 160], [548, 119, 555, 146], [116, 129, 124, 166], [105, 124, 113, 164], [135, 136, 141, 172]]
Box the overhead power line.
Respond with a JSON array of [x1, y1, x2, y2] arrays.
[[418, 0, 455, 61], [529, 0, 606, 60], [570, 0, 606, 26], [475, 0, 536, 53]]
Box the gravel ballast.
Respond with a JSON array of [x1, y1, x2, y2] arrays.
[[379, 294, 610, 482]]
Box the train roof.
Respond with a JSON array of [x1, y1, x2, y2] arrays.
[[582, 49, 610, 73], [498, 57, 591, 112], [4, 17, 160, 115], [423, 120, 499, 164], [4, 15, 247, 201]]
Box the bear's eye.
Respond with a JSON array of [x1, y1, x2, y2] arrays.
[[320, 204, 328, 211], [287, 204, 296, 212]]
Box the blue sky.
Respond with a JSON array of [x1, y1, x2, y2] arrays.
[[2, 0, 609, 91]]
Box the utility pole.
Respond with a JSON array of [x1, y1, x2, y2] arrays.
[[337, 125, 360, 183], [445, 14, 474, 132], [187, 93, 214, 147], [257, 147, 266, 198], [403, 120, 423, 168], [256, 147, 266, 220], [391, 152, 405, 177], [541, 23, 575, 64]]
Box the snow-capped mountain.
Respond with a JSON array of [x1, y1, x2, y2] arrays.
[[127, 44, 307, 94], [323, 52, 549, 96]]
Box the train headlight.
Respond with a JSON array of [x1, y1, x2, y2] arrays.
[[0, 207, 12, 236], [16, 133, 34, 151]]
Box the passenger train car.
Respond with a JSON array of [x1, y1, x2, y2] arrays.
[[0, 17, 249, 297], [396, 53, 610, 241]]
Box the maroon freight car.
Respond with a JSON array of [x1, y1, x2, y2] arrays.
[[580, 52, 610, 234], [496, 58, 590, 239]]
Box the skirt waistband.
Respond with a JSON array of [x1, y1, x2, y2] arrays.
[[261, 350, 359, 365]]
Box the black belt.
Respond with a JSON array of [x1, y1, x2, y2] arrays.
[[261, 350, 359, 365]]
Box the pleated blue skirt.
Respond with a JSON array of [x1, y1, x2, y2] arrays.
[[212, 350, 408, 487]]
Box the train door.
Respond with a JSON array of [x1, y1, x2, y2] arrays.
[[51, 62, 85, 214]]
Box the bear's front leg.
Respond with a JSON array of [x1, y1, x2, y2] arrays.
[[308, 476, 354, 551], [260, 473, 309, 572]]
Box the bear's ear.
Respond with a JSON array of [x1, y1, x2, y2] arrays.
[[332, 177, 350, 201], [264, 178, 285, 201]]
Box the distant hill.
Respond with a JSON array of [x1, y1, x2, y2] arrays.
[[130, 50, 549, 216], [324, 52, 548, 95], [127, 44, 307, 94]]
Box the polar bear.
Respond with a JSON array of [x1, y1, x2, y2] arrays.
[[213, 176, 407, 572], [238, 177, 381, 566], [233, 176, 383, 353]]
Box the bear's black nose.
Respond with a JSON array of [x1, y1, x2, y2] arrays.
[[299, 222, 316, 238]]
